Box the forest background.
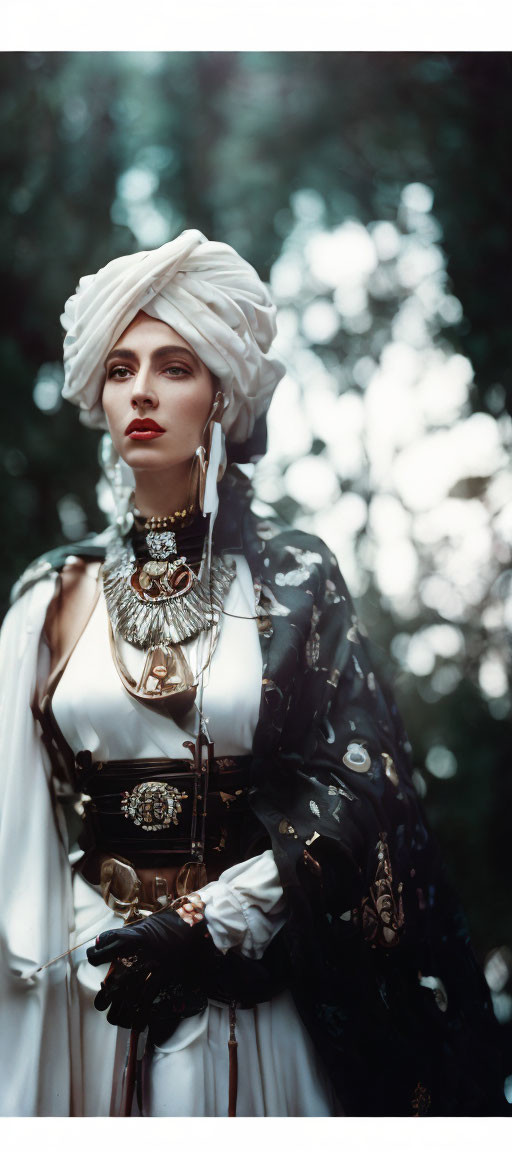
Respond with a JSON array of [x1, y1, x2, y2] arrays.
[[0, 50, 511, 1069]]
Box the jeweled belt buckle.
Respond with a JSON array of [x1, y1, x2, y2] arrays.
[[121, 780, 188, 832]]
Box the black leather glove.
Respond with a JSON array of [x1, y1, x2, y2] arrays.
[[92, 957, 165, 1030], [87, 906, 287, 1034], [87, 907, 215, 1031], [87, 906, 210, 976]]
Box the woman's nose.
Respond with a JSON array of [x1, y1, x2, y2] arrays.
[[130, 365, 158, 409]]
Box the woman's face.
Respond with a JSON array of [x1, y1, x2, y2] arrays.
[[102, 312, 216, 473]]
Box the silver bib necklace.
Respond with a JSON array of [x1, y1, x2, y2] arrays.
[[102, 519, 235, 650]]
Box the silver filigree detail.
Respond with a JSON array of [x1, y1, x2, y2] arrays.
[[309, 800, 320, 817], [146, 530, 177, 560], [121, 781, 188, 832]]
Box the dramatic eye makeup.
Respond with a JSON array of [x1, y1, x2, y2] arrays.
[[104, 345, 200, 379]]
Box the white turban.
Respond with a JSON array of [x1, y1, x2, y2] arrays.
[[60, 229, 285, 444]]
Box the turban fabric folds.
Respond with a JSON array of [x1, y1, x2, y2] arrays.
[[60, 229, 285, 445]]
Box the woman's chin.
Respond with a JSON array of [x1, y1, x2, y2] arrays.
[[120, 443, 192, 475]]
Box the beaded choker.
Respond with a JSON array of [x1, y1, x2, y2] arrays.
[[136, 505, 196, 530]]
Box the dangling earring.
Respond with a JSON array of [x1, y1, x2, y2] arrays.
[[186, 391, 224, 514]]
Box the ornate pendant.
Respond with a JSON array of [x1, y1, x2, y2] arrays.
[[138, 645, 196, 697], [130, 556, 195, 600]]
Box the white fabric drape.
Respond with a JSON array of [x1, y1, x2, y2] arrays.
[[0, 575, 73, 1116]]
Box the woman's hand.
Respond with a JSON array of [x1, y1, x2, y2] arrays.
[[86, 903, 212, 1031], [174, 893, 205, 927], [87, 904, 209, 971]]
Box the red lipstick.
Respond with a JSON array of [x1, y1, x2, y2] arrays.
[[125, 418, 165, 441]]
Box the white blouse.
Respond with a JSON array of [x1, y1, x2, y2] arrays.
[[53, 552, 263, 761]]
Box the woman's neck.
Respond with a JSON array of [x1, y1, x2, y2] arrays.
[[133, 461, 194, 519]]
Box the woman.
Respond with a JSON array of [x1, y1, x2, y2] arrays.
[[0, 230, 506, 1117]]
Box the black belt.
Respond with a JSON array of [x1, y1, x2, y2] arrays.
[[76, 751, 258, 867]]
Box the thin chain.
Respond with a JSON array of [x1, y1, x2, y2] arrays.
[[221, 609, 259, 620]]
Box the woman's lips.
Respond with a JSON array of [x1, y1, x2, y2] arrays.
[[125, 419, 165, 441]]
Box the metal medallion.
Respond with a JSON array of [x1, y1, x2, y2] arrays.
[[342, 742, 371, 773], [121, 780, 188, 832]]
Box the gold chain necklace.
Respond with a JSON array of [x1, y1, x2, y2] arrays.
[[133, 503, 196, 531]]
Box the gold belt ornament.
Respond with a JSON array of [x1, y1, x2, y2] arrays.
[[121, 780, 188, 832]]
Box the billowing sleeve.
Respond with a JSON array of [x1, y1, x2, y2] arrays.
[[0, 576, 75, 1115], [197, 849, 286, 958]]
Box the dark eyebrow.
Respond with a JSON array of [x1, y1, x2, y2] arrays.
[[104, 345, 200, 368], [104, 347, 137, 366], [152, 345, 200, 366]]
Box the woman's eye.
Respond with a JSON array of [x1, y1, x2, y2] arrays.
[[106, 363, 192, 380], [108, 366, 131, 380], [165, 364, 191, 377]]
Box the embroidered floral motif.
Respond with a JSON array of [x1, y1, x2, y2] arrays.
[[355, 837, 405, 948], [284, 545, 323, 569], [275, 568, 310, 588], [305, 604, 321, 669], [275, 546, 323, 588], [309, 799, 320, 817]]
